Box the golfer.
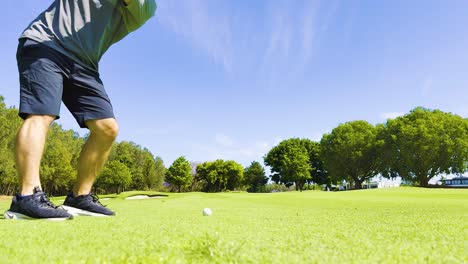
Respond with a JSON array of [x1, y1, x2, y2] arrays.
[[4, 0, 156, 220]]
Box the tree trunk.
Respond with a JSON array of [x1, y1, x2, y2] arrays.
[[295, 181, 304, 192], [419, 178, 429, 187], [354, 179, 363, 189], [5, 183, 12, 196], [416, 173, 429, 187]]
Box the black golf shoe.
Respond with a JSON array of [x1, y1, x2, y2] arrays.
[[62, 192, 115, 217], [4, 187, 73, 221]]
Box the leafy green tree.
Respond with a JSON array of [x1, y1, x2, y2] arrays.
[[165, 156, 193, 192], [40, 124, 78, 195], [225, 160, 245, 191], [244, 161, 268, 192], [320, 121, 381, 189], [303, 141, 329, 186], [196, 159, 244, 192], [109, 141, 163, 190], [378, 107, 468, 187], [96, 160, 132, 193], [196, 160, 224, 192], [190, 162, 206, 191], [0, 97, 21, 195], [154, 156, 167, 189], [264, 138, 318, 191], [112, 141, 145, 189], [144, 155, 165, 190]]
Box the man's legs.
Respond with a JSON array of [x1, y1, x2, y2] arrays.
[[16, 115, 55, 195], [62, 118, 118, 217], [73, 118, 119, 196]]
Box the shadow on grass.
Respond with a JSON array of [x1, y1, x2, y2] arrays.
[[102, 191, 170, 200], [124, 194, 169, 200]]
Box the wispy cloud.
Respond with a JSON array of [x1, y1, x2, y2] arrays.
[[157, 0, 234, 73], [157, 0, 334, 84], [262, 9, 292, 64], [258, 0, 336, 90], [300, 8, 316, 66]]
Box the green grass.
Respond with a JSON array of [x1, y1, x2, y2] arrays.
[[0, 188, 466, 263]]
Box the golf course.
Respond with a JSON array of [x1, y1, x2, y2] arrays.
[[0, 188, 466, 263]]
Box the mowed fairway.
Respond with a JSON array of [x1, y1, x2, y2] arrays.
[[0, 188, 466, 263]]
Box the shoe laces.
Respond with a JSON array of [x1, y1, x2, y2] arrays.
[[42, 195, 58, 208], [31, 187, 61, 209], [35, 192, 58, 209], [90, 193, 107, 207]]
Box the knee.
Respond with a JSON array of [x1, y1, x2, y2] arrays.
[[99, 120, 119, 140], [89, 119, 119, 141]]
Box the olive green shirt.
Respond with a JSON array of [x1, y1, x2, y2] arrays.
[[21, 0, 157, 71]]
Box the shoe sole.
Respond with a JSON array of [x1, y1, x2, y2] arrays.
[[3, 211, 73, 221], [62, 205, 113, 217]]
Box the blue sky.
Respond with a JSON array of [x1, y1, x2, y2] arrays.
[[1, 0, 467, 167]]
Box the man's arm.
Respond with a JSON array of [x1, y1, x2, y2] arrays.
[[122, 0, 156, 32]]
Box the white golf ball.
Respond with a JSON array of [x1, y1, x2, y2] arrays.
[[202, 208, 212, 216]]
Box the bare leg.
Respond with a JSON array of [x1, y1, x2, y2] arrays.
[[16, 115, 55, 195], [73, 118, 119, 196]]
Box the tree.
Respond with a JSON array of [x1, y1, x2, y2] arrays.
[[0, 97, 21, 195], [165, 156, 193, 192], [244, 161, 268, 192], [264, 138, 317, 191], [225, 160, 245, 191], [378, 107, 468, 187], [196, 159, 244, 192], [131, 145, 147, 190], [199, 160, 226, 192], [320, 121, 381, 189], [303, 141, 329, 186], [112, 141, 146, 190], [96, 160, 132, 193], [107, 141, 165, 191], [146, 155, 165, 190], [40, 124, 78, 195], [190, 162, 206, 191]]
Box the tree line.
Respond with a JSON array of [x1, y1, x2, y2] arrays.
[[1, 94, 467, 194], [158, 107, 468, 192]]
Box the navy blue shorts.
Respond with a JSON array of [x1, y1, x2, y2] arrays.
[[16, 39, 115, 128]]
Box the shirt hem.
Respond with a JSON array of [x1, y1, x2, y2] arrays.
[[19, 36, 100, 74]]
